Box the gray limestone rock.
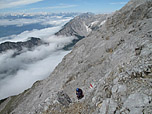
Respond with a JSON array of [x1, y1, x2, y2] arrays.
[[0, 0, 152, 113], [57, 91, 72, 106], [123, 93, 151, 112], [55, 13, 109, 38]]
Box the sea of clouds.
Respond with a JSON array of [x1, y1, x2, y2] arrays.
[[0, 14, 76, 100], [0, 14, 73, 38], [0, 17, 71, 27], [0, 13, 72, 26]]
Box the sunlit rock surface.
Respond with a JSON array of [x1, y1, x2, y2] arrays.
[[0, 0, 152, 113]]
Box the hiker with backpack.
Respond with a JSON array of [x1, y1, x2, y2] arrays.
[[76, 88, 84, 100]]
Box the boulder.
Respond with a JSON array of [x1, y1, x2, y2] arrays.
[[57, 91, 72, 106]]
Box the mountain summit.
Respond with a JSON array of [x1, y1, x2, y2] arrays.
[[55, 13, 109, 38], [0, 0, 152, 113]]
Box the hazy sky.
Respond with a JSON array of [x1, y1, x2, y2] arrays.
[[0, 0, 129, 14]]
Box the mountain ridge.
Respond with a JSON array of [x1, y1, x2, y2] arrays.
[[55, 12, 109, 50], [0, 0, 152, 113], [0, 37, 44, 54], [55, 13, 109, 37]]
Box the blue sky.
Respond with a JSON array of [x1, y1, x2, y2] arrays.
[[0, 0, 130, 14]]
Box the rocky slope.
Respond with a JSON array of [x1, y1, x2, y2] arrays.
[[56, 13, 109, 50], [0, 37, 44, 53], [55, 13, 109, 38], [0, 0, 152, 113]]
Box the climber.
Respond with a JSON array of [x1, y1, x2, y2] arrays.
[[76, 88, 84, 100]]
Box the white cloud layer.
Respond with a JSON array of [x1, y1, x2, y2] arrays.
[[0, 33, 76, 100], [0, 17, 77, 100], [0, 17, 72, 42], [0, 16, 72, 27], [0, 0, 43, 9], [0, 18, 43, 26], [0, 26, 61, 43]]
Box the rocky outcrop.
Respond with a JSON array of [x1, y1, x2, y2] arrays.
[[57, 91, 72, 107], [0, 37, 44, 53], [0, 0, 152, 113]]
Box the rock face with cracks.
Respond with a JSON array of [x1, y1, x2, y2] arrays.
[[0, 0, 152, 113]]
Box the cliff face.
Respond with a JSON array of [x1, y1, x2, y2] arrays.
[[0, 0, 152, 114]]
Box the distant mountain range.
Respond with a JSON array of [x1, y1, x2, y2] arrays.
[[0, 12, 79, 19], [0, 13, 108, 51]]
